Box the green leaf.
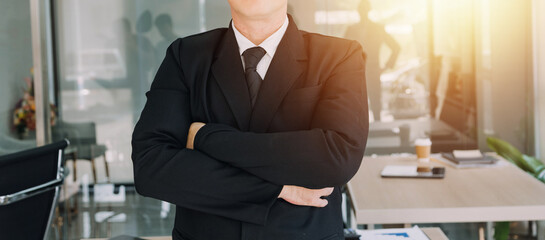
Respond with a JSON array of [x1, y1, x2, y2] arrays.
[[487, 137, 545, 183], [535, 168, 545, 184], [486, 137, 527, 171], [521, 155, 545, 174], [494, 222, 510, 240]]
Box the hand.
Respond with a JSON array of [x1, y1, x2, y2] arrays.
[[278, 185, 334, 207], [186, 122, 206, 149]]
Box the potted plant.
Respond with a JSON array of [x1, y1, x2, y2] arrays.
[[486, 137, 545, 240], [12, 68, 57, 139]]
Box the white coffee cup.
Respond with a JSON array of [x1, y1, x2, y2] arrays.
[[415, 138, 432, 162]]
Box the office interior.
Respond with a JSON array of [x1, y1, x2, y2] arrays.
[[1, 0, 545, 239]]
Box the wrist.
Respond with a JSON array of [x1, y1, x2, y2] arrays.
[[186, 122, 206, 149], [278, 185, 293, 199], [278, 186, 286, 199]]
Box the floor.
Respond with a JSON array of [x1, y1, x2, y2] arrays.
[[52, 186, 175, 240], [47, 187, 538, 240]]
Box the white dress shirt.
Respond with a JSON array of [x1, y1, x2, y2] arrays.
[[232, 16, 289, 80]]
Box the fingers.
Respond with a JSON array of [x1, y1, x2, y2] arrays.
[[318, 187, 334, 197], [311, 187, 333, 207], [278, 185, 335, 208], [313, 198, 328, 208]]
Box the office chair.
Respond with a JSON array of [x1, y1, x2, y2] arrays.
[[53, 121, 110, 183], [0, 139, 69, 240]]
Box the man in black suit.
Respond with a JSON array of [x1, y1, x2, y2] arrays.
[[131, 0, 368, 239]]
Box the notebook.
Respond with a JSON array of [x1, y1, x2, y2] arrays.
[[441, 152, 498, 165]]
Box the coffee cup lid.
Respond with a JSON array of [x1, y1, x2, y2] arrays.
[[415, 138, 432, 146]]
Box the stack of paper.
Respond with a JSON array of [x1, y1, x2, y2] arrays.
[[440, 150, 499, 167], [453, 150, 483, 159], [358, 226, 430, 240]]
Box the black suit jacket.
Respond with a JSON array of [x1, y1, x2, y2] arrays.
[[132, 16, 368, 240]]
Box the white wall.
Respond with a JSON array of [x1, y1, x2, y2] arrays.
[[476, 0, 533, 153], [0, 0, 37, 154]]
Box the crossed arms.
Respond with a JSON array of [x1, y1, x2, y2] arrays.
[[131, 39, 368, 225]]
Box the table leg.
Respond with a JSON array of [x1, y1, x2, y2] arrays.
[[479, 224, 485, 240], [71, 152, 77, 182], [344, 194, 351, 227], [343, 191, 358, 230], [486, 222, 493, 240], [538, 221, 545, 240], [349, 214, 357, 229]]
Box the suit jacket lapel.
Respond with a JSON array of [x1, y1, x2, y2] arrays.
[[211, 24, 252, 131], [249, 15, 308, 132]]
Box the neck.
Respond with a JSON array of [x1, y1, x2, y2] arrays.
[[232, 12, 286, 45]]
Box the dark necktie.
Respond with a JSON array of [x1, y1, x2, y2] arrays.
[[242, 46, 266, 107]]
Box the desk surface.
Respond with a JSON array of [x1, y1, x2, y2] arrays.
[[347, 155, 545, 224]]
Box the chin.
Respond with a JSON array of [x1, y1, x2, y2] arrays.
[[229, 0, 287, 20]]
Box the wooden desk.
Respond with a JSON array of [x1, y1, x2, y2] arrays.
[[347, 156, 545, 225]]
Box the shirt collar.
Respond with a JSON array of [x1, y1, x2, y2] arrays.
[[232, 15, 289, 58]]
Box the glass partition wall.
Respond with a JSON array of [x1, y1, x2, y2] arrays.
[[54, 1, 208, 183], [51, 0, 534, 183]]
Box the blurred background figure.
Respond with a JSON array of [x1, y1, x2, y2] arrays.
[[345, 0, 400, 122], [134, 11, 155, 123], [154, 14, 178, 68]]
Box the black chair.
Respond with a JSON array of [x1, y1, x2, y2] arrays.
[[52, 121, 110, 183], [0, 139, 69, 240]]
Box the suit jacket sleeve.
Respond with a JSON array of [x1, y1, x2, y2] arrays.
[[131, 39, 282, 225], [194, 41, 369, 188]]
